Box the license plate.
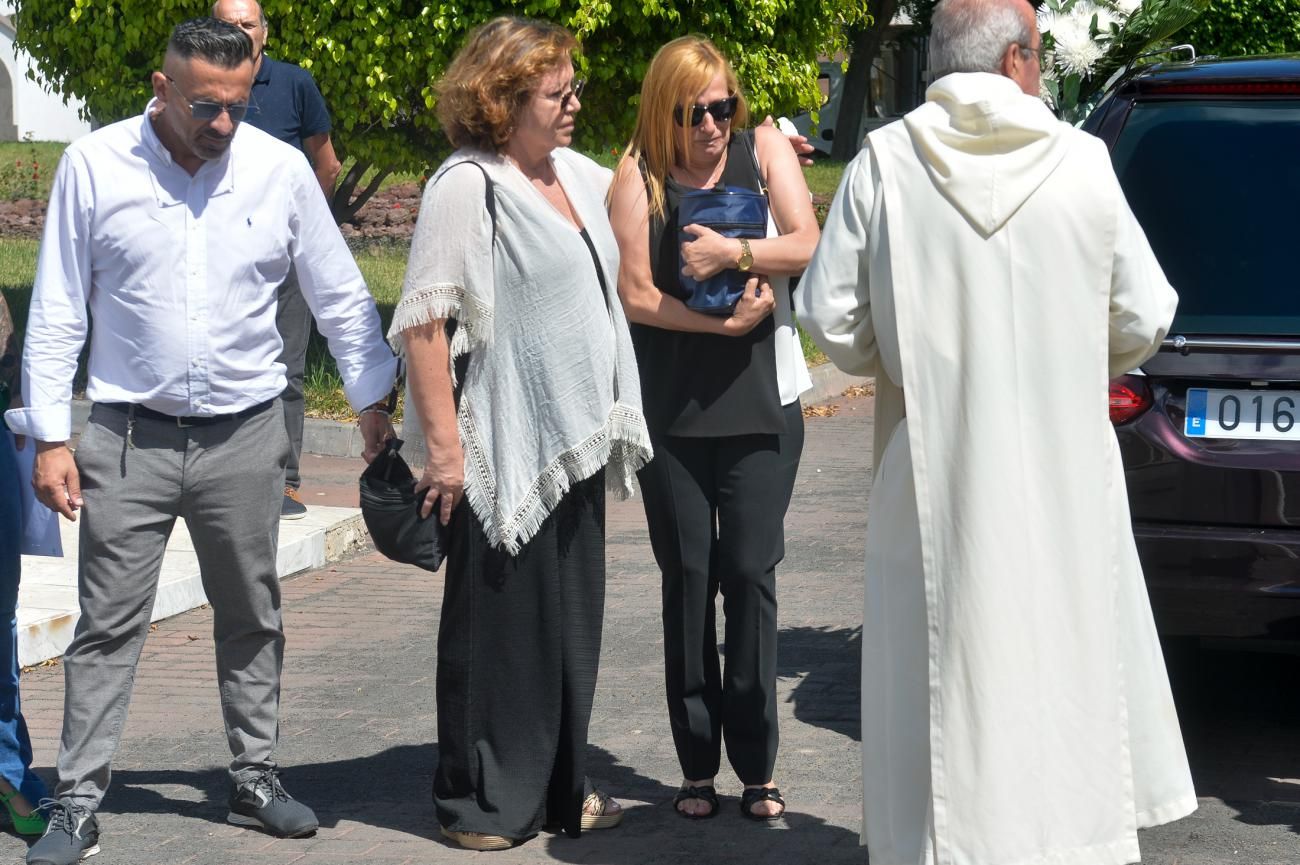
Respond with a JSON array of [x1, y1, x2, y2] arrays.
[[1185, 388, 1300, 440]]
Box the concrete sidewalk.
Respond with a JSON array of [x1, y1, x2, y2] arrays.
[[2, 386, 1287, 864], [3, 388, 878, 864], [17, 507, 370, 667]]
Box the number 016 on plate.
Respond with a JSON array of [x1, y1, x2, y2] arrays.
[[1185, 388, 1300, 440]]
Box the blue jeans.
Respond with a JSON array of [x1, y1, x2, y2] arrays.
[[0, 431, 50, 804]]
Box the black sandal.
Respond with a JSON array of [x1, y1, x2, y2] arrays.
[[672, 785, 720, 820], [740, 786, 786, 821]]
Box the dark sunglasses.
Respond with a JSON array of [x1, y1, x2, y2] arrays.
[[673, 95, 739, 128], [553, 78, 586, 110], [165, 75, 250, 123]]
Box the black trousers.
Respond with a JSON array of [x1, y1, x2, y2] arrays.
[[638, 401, 804, 785], [434, 471, 605, 840]]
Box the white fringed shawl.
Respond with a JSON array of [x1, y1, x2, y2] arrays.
[[388, 147, 652, 555]]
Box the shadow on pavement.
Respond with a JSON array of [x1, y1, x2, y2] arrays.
[[779, 625, 862, 742], [103, 743, 442, 839], [1163, 640, 1300, 837], [99, 742, 864, 862], [547, 747, 863, 865]]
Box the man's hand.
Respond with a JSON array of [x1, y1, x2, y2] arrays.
[[761, 115, 815, 167], [33, 441, 82, 521], [417, 439, 465, 526], [359, 409, 396, 464], [723, 275, 777, 336]]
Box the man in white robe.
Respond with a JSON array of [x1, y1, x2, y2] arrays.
[[795, 0, 1198, 862]]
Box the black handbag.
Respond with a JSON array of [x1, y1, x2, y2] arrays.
[[359, 438, 448, 572]]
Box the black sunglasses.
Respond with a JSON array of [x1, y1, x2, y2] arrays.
[[165, 75, 250, 124], [673, 95, 739, 128]]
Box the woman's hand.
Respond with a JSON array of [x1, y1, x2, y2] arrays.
[[680, 224, 742, 281], [417, 439, 465, 526], [403, 318, 463, 527], [723, 275, 776, 335]]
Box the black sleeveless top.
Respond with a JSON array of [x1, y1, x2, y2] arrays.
[[631, 129, 785, 438]]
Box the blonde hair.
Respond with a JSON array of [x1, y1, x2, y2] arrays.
[[436, 17, 577, 152], [622, 36, 748, 220]]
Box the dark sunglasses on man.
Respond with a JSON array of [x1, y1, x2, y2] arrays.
[[674, 95, 739, 128], [165, 75, 251, 123]]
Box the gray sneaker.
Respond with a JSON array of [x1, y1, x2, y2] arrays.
[[227, 769, 318, 838], [280, 487, 307, 520], [26, 799, 100, 865]]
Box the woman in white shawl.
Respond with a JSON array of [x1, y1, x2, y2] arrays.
[[386, 17, 652, 851]]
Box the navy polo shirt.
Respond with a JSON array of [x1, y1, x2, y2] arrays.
[[244, 56, 332, 155]]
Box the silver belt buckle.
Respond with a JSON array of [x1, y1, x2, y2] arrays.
[[175, 416, 194, 428]]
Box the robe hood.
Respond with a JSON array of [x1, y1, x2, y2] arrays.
[[901, 72, 1072, 237]]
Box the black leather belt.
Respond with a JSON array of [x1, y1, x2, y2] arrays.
[[99, 399, 275, 428]]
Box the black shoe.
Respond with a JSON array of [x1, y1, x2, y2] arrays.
[[26, 799, 100, 865], [739, 786, 786, 821], [227, 769, 318, 838], [281, 487, 307, 520], [672, 784, 720, 820]]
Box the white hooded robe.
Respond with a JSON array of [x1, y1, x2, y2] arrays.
[[796, 73, 1197, 865]]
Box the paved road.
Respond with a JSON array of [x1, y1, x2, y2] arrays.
[[4, 390, 1299, 864]]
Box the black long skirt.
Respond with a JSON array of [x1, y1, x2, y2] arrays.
[[433, 470, 606, 840]]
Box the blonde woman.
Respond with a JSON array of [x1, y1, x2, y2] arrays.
[[389, 17, 652, 850], [608, 36, 820, 820]]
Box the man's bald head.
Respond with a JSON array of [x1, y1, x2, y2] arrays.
[[213, 0, 268, 64], [213, 0, 266, 27], [930, 0, 1038, 82]]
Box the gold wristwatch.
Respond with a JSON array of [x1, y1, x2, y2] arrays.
[[736, 239, 754, 272]]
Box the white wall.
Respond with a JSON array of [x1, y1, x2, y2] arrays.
[[0, 4, 92, 142]]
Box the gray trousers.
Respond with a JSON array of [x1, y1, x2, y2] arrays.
[[276, 269, 312, 491], [57, 401, 289, 809]]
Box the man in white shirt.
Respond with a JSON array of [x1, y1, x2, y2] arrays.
[[796, 0, 1196, 863], [5, 18, 398, 865]]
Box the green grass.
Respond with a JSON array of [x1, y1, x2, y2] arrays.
[[802, 159, 846, 199], [337, 158, 423, 194], [0, 142, 65, 201], [0, 240, 39, 352], [304, 241, 408, 419]]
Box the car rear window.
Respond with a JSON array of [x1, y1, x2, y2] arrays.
[[1110, 99, 1300, 335]]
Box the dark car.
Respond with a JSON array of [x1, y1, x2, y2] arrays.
[[1084, 54, 1300, 639]]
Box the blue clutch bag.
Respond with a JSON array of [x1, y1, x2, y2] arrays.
[[676, 186, 768, 315]]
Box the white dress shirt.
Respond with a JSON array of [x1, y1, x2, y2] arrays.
[[5, 100, 397, 442]]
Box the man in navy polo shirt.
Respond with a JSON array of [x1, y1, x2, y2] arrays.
[[214, 0, 342, 520]]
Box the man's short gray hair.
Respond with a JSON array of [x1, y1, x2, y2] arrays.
[[929, 0, 1033, 79]]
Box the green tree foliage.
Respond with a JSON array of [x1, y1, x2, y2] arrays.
[[1183, 0, 1300, 56], [13, 0, 870, 177]]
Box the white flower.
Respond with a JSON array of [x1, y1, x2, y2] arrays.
[[1092, 5, 1120, 34], [1071, 0, 1117, 35], [1056, 35, 1104, 76], [1047, 11, 1098, 75], [1113, 0, 1142, 15], [1037, 5, 1058, 34]]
